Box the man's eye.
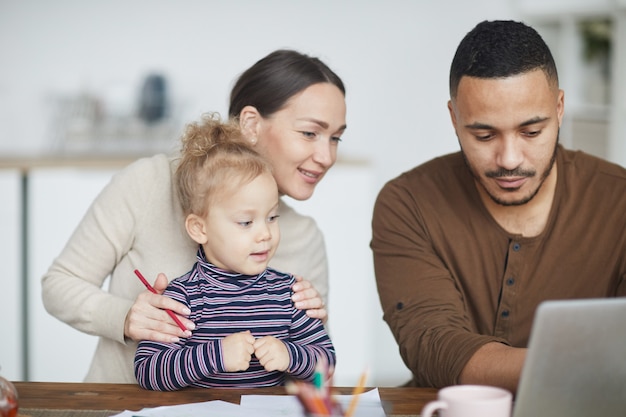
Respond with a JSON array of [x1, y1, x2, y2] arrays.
[[524, 130, 541, 138], [475, 133, 493, 141]]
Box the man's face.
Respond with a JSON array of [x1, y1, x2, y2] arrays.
[[448, 69, 564, 206]]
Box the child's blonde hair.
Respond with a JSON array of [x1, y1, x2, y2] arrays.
[[175, 113, 272, 217]]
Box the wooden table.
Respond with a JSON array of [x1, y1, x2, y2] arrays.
[[13, 381, 437, 416]]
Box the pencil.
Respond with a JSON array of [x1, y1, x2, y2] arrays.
[[134, 269, 187, 332], [345, 369, 369, 417]]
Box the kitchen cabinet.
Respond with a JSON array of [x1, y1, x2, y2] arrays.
[[0, 170, 23, 381], [26, 167, 118, 382]]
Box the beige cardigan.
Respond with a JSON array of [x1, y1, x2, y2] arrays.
[[42, 154, 328, 383]]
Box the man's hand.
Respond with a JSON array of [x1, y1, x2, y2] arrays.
[[459, 342, 527, 393]]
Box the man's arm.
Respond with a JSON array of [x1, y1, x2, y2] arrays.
[[459, 342, 527, 393], [371, 177, 509, 387]]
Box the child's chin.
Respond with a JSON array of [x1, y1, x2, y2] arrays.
[[241, 265, 267, 276]]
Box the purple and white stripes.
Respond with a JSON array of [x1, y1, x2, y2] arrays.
[[134, 249, 335, 391]]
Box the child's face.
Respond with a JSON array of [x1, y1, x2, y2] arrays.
[[202, 172, 281, 275]]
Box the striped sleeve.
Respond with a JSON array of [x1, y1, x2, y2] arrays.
[[133, 279, 226, 391], [284, 301, 336, 380]]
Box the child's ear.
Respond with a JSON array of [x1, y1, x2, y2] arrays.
[[185, 214, 208, 245], [239, 105, 261, 145]]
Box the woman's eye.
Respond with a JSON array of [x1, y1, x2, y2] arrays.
[[300, 131, 317, 139], [331, 136, 343, 143]]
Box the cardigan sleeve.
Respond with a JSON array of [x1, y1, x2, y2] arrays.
[[41, 156, 168, 344], [270, 200, 329, 306]]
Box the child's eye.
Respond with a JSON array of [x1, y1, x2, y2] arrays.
[[268, 214, 280, 222], [237, 221, 253, 227]]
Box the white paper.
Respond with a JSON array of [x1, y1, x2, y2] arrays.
[[108, 400, 241, 417], [108, 388, 386, 417], [240, 388, 386, 417]]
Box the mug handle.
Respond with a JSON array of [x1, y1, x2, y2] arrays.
[[421, 400, 448, 417]]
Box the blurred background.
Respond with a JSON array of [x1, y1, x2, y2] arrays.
[[1, 0, 624, 385]]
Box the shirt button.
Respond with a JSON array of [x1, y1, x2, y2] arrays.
[[501, 310, 510, 318], [506, 277, 515, 286], [512, 243, 521, 251]]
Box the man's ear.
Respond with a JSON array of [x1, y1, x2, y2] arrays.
[[239, 105, 261, 145], [447, 99, 458, 130], [185, 213, 208, 245], [556, 89, 565, 127]]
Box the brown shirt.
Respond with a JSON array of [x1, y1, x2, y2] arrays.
[[371, 146, 626, 388]]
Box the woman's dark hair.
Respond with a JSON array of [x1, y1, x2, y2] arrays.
[[449, 20, 559, 98], [229, 49, 345, 118]]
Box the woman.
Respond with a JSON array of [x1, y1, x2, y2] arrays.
[[41, 49, 347, 383]]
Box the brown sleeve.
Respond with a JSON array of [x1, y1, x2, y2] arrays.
[[370, 176, 507, 387]]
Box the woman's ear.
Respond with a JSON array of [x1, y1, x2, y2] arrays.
[[185, 213, 209, 245], [239, 105, 261, 145]]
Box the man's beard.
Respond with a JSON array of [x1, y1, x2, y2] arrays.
[[462, 136, 559, 207]]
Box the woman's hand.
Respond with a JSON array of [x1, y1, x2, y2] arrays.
[[291, 275, 327, 323], [124, 273, 194, 343]]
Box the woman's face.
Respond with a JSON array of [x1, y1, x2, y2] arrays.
[[255, 82, 347, 201]]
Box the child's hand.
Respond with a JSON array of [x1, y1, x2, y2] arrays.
[[253, 336, 289, 372], [222, 330, 255, 372]]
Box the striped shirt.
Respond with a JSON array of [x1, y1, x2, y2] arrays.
[[134, 248, 335, 391]]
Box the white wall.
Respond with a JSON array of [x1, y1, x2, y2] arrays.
[[0, 0, 517, 186], [1, 0, 524, 385]]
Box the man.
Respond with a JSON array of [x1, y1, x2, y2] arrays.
[[371, 20, 626, 393]]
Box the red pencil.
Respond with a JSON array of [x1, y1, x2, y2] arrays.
[[134, 269, 187, 332]]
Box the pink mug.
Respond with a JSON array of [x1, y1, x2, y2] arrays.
[[421, 385, 512, 417]]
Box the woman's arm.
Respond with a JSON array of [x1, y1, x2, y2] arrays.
[[41, 156, 194, 344], [272, 200, 329, 321]]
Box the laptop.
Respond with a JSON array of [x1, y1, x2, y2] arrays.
[[513, 297, 626, 417]]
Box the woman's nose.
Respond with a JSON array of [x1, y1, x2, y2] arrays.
[[312, 140, 336, 168]]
